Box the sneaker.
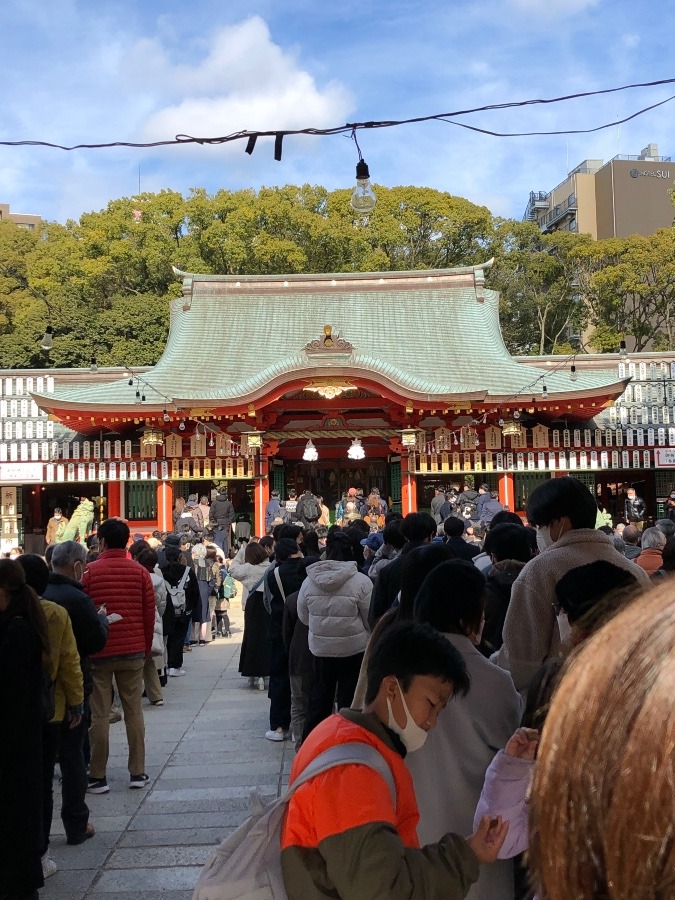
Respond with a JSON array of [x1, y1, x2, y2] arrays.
[[265, 727, 286, 742], [198, 640, 206, 646], [87, 777, 109, 794], [258, 677, 266, 691], [150, 699, 164, 706], [168, 668, 186, 677], [129, 773, 150, 789], [183, 644, 192, 652], [41, 854, 58, 879]]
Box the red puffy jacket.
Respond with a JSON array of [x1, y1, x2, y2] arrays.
[[83, 549, 155, 659]]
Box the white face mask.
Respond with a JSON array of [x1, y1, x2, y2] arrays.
[[54, 514, 61, 521], [536, 524, 554, 552], [386, 678, 428, 753], [557, 610, 572, 642]]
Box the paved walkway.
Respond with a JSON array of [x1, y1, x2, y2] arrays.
[[43, 600, 291, 899]]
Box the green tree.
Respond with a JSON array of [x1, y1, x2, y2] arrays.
[[573, 229, 675, 352], [488, 221, 591, 355]]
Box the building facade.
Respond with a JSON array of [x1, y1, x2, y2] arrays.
[[0, 202, 42, 231], [1, 263, 674, 549], [524, 143, 673, 238]]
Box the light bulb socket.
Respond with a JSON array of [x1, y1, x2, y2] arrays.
[[178, 420, 186, 431], [163, 410, 170, 422], [542, 385, 548, 398], [570, 365, 577, 381], [355, 159, 370, 180], [141, 393, 146, 402], [128, 378, 134, 386], [89, 356, 97, 372]]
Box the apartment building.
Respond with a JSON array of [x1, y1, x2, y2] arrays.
[[524, 143, 674, 239], [0, 202, 42, 231]]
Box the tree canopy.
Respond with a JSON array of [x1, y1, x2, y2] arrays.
[[0, 184, 673, 368]]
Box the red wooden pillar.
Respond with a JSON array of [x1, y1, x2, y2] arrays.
[[401, 454, 417, 514], [157, 481, 173, 532], [108, 481, 121, 519], [255, 457, 270, 537], [498, 473, 515, 512]]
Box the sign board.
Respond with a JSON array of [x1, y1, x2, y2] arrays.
[[654, 448, 675, 467], [0, 462, 44, 483]]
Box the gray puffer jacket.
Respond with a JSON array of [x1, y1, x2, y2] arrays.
[[297, 560, 372, 658]]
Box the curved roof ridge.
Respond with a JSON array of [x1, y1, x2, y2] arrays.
[[171, 259, 494, 284]]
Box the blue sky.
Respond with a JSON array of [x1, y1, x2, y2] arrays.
[[1, 0, 674, 224]]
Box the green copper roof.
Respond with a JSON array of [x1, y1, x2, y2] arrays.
[[37, 265, 624, 409]]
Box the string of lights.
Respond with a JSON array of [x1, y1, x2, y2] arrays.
[[1, 77, 674, 153]]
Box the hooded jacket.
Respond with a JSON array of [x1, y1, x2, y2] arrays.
[[297, 560, 372, 658], [281, 710, 479, 900], [491, 530, 652, 694]]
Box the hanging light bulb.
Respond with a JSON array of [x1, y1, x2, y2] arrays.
[[350, 159, 377, 214], [542, 385, 548, 399], [178, 420, 186, 431], [513, 409, 521, 420], [128, 378, 134, 387], [347, 438, 366, 460], [163, 409, 171, 423], [40, 326, 54, 350], [135, 389, 141, 404], [303, 439, 319, 462], [208, 433, 215, 448], [89, 356, 97, 373], [141, 393, 146, 402], [619, 339, 628, 359], [498, 417, 505, 427], [570, 364, 578, 382]]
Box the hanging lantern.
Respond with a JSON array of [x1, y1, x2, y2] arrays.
[[501, 420, 522, 437], [347, 438, 366, 460], [141, 426, 164, 448]]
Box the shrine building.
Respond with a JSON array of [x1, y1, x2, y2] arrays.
[[2, 261, 675, 550]]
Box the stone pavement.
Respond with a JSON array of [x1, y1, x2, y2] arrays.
[[42, 600, 292, 899]]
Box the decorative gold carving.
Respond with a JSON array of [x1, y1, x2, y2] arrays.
[[303, 328, 354, 354], [304, 381, 356, 400]]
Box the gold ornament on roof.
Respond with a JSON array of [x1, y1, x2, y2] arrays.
[[304, 381, 356, 400], [304, 327, 354, 354]]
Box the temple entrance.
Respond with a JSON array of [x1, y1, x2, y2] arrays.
[[283, 459, 390, 516]]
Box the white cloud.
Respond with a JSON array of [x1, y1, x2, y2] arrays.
[[621, 33, 640, 48], [128, 17, 354, 144]]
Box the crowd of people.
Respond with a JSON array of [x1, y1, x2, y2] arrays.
[[235, 476, 672, 899], [1, 476, 673, 899]]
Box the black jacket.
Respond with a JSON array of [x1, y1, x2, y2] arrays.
[[210, 496, 235, 528], [624, 496, 646, 522], [478, 560, 526, 657], [368, 540, 425, 626], [43, 572, 109, 698], [444, 536, 481, 562]]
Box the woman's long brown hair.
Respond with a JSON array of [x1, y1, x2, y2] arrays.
[[529, 582, 674, 899], [0, 558, 51, 668]]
